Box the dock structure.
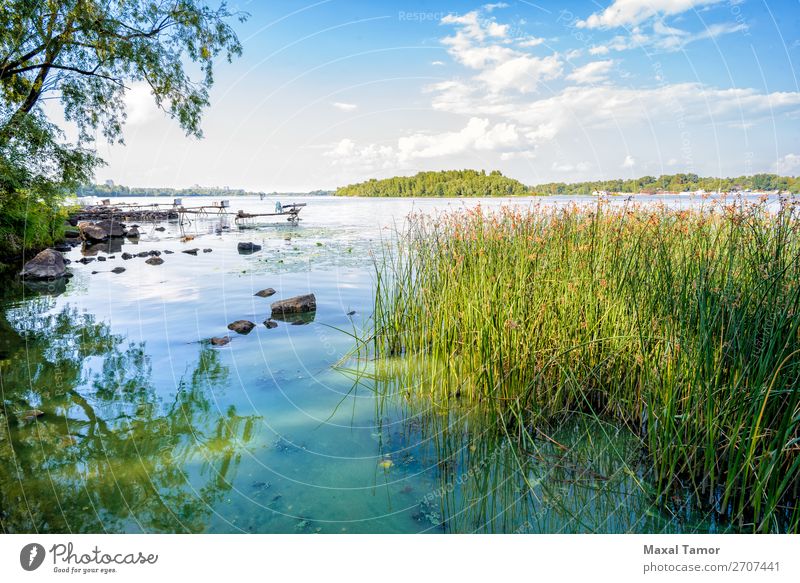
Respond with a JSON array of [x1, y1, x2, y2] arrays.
[[233, 203, 306, 226], [72, 199, 306, 226], [71, 201, 180, 222]]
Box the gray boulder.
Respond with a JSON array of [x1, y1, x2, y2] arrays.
[[271, 293, 316, 314], [227, 320, 255, 334], [95, 219, 126, 238], [255, 288, 277, 297], [145, 257, 164, 266], [78, 221, 109, 242], [238, 241, 261, 254], [20, 249, 67, 279]]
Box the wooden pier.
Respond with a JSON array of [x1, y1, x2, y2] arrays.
[[72, 199, 306, 226]]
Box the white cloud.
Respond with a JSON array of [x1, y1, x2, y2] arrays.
[[500, 149, 537, 160], [517, 36, 545, 48], [332, 102, 358, 111], [478, 54, 562, 93], [589, 45, 611, 55], [483, 2, 508, 12], [431, 60, 446, 66], [578, 0, 723, 29], [651, 20, 747, 50], [566, 60, 614, 84], [552, 161, 591, 172], [326, 117, 522, 169], [124, 82, 158, 126], [430, 81, 800, 145], [440, 10, 563, 93], [776, 153, 800, 175], [622, 155, 636, 168]]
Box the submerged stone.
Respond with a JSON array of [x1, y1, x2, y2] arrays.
[[271, 293, 316, 314], [227, 320, 255, 334]]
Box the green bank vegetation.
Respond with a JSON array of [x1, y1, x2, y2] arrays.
[[530, 173, 800, 195], [335, 170, 529, 197], [365, 200, 800, 532], [335, 170, 800, 198], [77, 183, 267, 199], [0, 1, 244, 269]]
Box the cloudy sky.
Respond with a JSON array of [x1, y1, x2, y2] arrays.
[[92, 0, 800, 190]]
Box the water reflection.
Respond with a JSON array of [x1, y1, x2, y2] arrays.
[[353, 359, 731, 534], [0, 297, 260, 533]]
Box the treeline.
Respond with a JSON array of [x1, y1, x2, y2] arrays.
[[529, 173, 800, 195], [335, 170, 529, 197], [76, 184, 267, 198]]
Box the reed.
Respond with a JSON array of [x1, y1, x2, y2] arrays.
[[366, 198, 800, 532]]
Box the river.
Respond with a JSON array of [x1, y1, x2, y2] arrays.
[[0, 193, 778, 533]]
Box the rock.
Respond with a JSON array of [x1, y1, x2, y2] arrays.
[[347, 310, 356, 316], [121, 252, 133, 260], [210, 336, 230, 346], [65, 238, 82, 247], [271, 293, 316, 315], [237, 241, 262, 254], [125, 226, 140, 238], [52, 242, 72, 253], [20, 249, 67, 279], [145, 257, 164, 266], [20, 409, 44, 422], [155, 226, 166, 232], [137, 251, 150, 258], [255, 288, 277, 297], [77, 257, 95, 264], [94, 219, 126, 238], [263, 319, 278, 329], [111, 267, 126, 274], [78, 221, 109, 242], [108, 255, 115, 259], [163, 250, 174, 254], [227, 320, 256, 335], [203, 248, 212, 253], [97, 256, 106, 262], [148, 250, 161, 257], [182, 248, 199, 255], [78, 219, 125, 242]]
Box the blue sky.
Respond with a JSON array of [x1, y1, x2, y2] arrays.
[[94, 0, 800, 190]]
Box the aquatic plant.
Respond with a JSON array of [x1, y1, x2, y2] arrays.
[[365, 197, 800, 532]]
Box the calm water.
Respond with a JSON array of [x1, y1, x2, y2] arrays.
[[0, 194, 773, 533]]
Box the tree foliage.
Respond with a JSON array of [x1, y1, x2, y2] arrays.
[[77, 183, 265, 198], [0, 0, 245, 264], [335, 170, 529, 197], [530, 173, 800, 195]]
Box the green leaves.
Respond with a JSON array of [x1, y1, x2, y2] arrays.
[[0, 1, 245, 262]]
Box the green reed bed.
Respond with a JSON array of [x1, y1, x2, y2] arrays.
[[367, 199, 800, 532]]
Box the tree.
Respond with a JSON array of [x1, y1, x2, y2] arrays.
[[0, 1, 245, 264]]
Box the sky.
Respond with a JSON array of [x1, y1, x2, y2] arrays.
[[88, 0, 800, 191]]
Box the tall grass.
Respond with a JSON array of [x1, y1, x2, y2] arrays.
[[367, 198, 800, 532], [0, 191, 69, 270]]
